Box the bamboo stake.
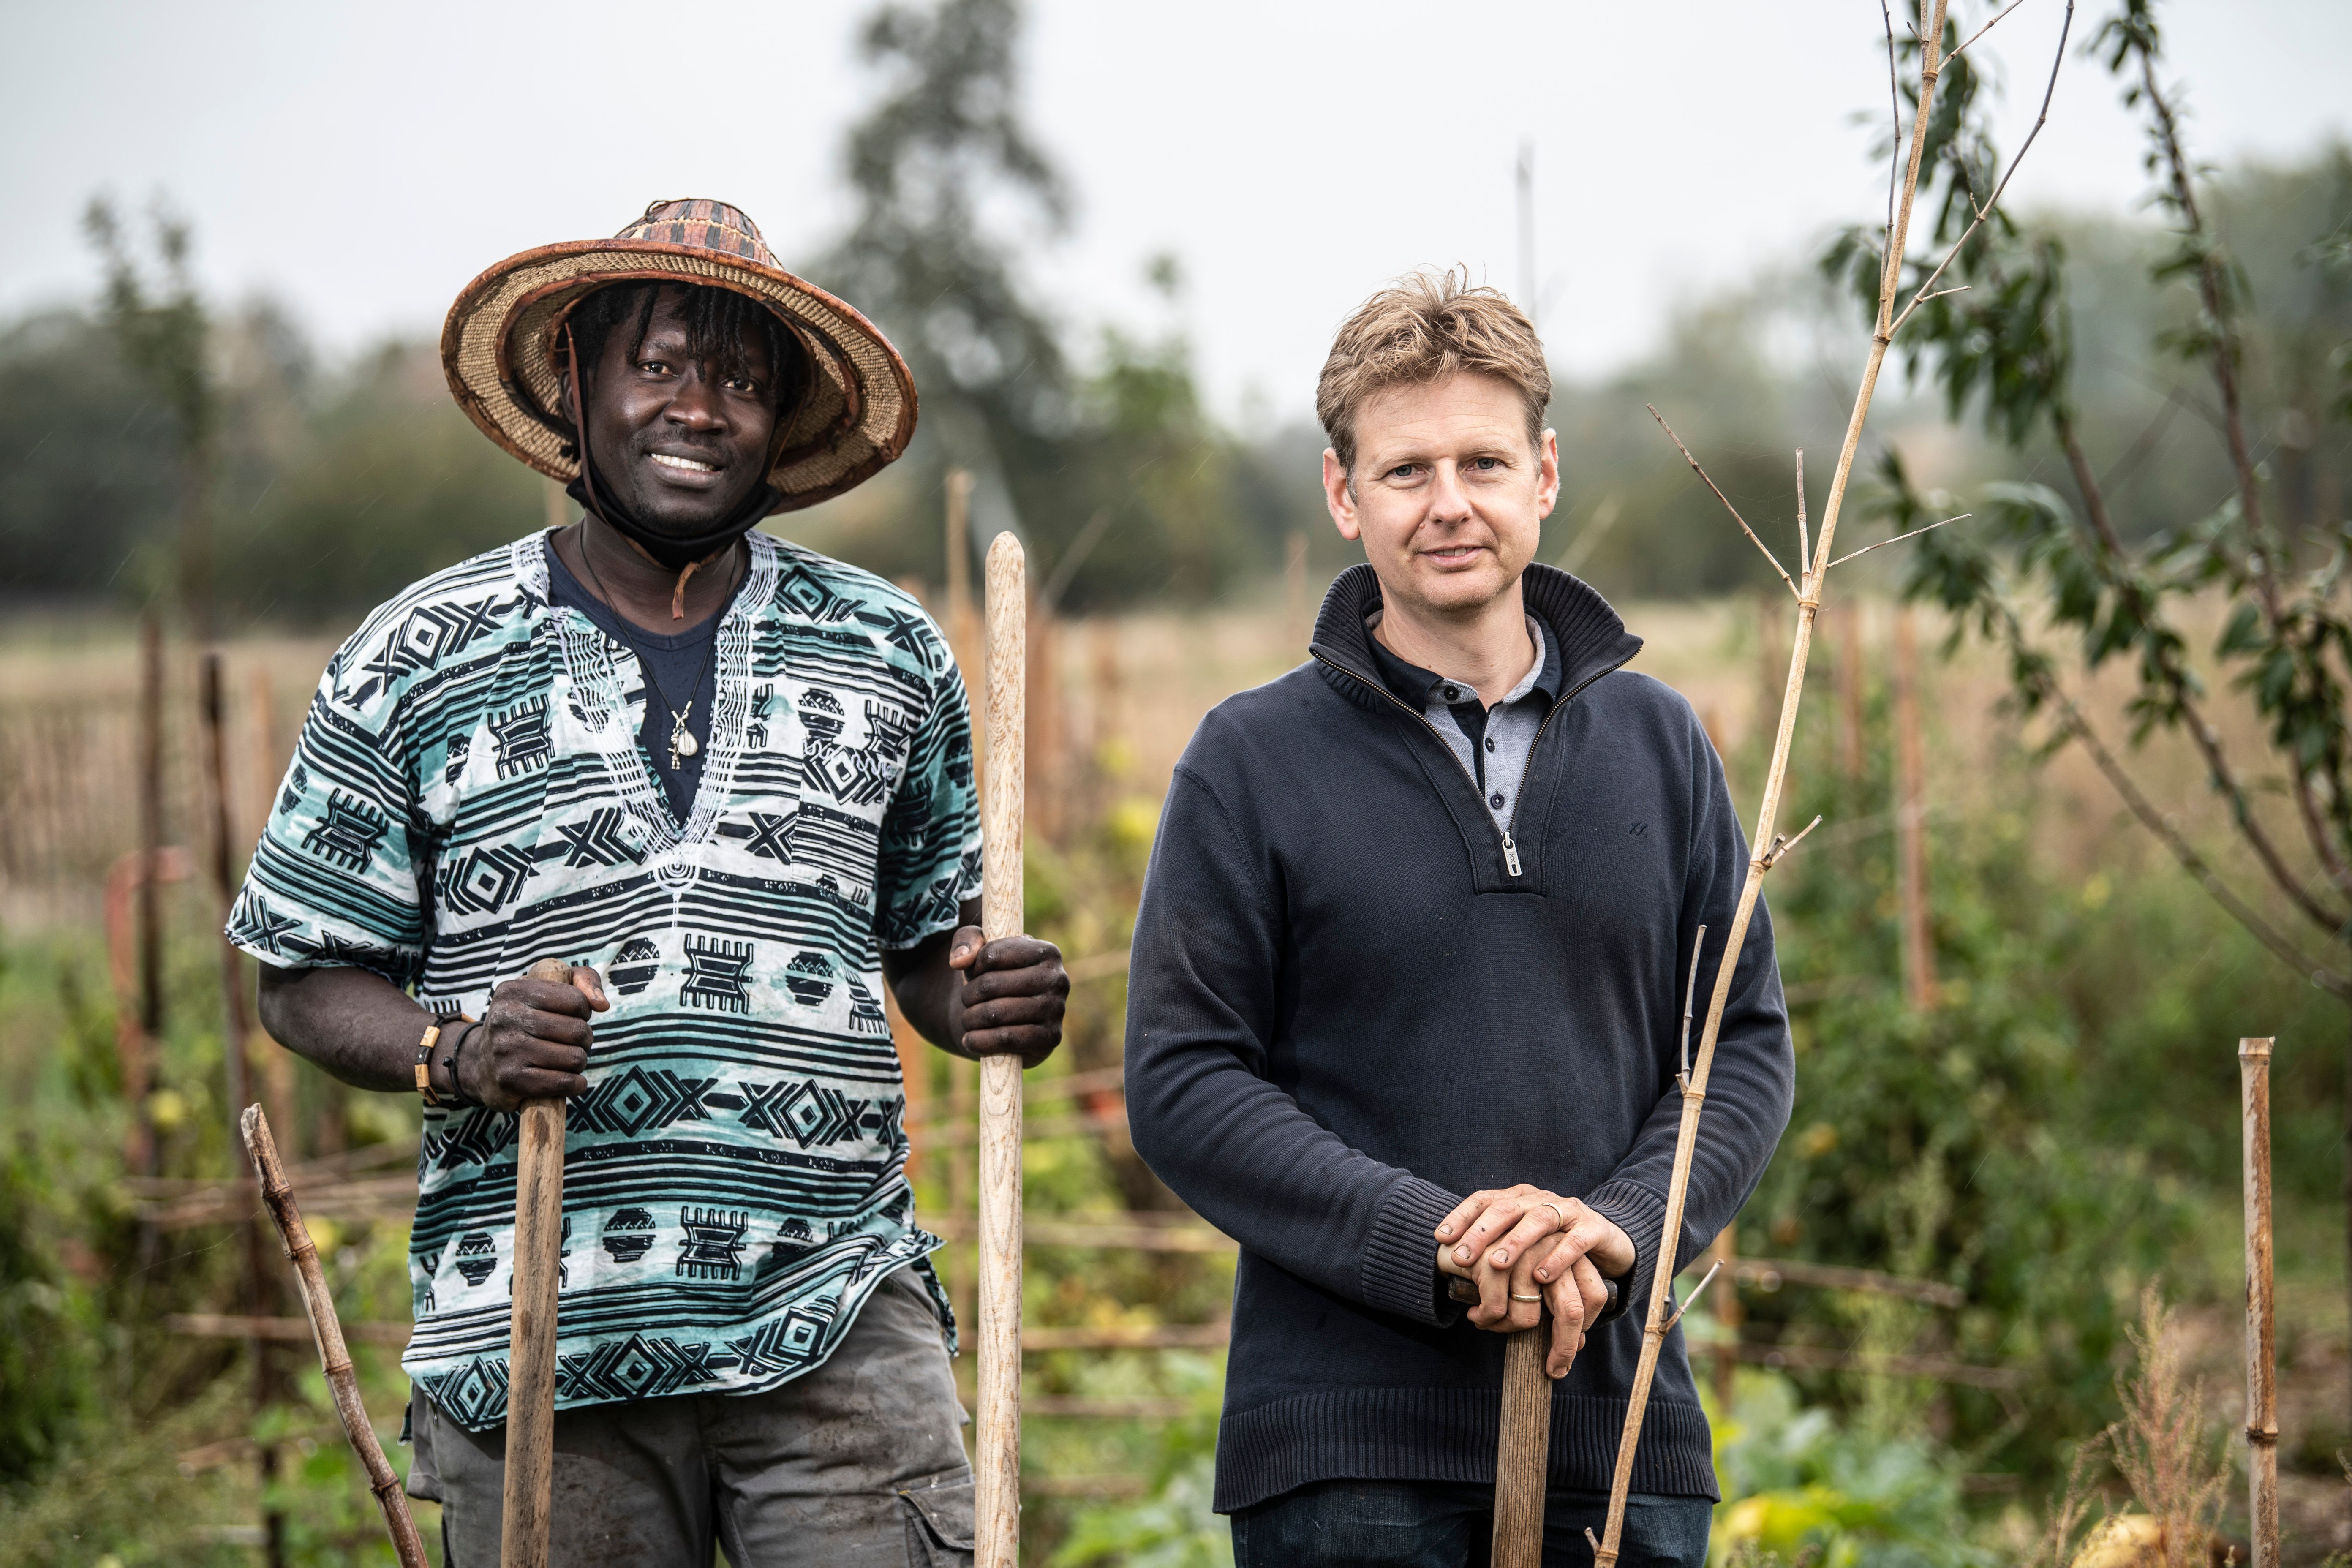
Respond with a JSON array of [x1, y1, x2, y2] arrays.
[[502, 956, 575, 1568], [1591, 8, 1984, 1560], [2242, 1036, 2278, 1568], [240, 1105, 429, 1568], [976, 532, 1027, 1568]]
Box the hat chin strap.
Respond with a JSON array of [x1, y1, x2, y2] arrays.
[[562, 320, 781, 619]]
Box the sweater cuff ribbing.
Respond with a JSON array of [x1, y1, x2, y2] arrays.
[[1359, 1176, 1463, 1326], [1582, 1179, 1668, 1327]]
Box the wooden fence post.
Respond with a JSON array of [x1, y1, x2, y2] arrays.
[[134, 611, 165, 1175], [2241, 1036, 2278, 1568]]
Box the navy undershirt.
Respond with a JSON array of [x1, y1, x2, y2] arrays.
[[545, 539, 738, 823]]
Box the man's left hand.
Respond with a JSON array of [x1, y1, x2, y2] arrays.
[[1434, 1186, 1633, 1379], [946, 927, 1067, 1067]]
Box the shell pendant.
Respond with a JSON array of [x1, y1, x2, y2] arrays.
[[668, 704, 699, 769]]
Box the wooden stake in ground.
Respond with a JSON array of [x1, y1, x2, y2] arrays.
[[2242, 1035, 2278, 1568], [240, 1105, 429, 1568], [1590, 1, 2067, 1555], [201, 651, 286, 1562], [502, 956, 576, 1568], [135, 610, 165, 1176], [976, 532, 1027, 1568]]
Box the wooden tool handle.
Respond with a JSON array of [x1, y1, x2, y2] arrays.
[[501, 957, 574, 1568], [242, 1105, 431, 1568], [1492, 1317, 1552, 1568], [975, 533, 1026, 1568]]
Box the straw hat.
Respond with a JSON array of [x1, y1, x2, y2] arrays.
[[441, 199, 917, 514]]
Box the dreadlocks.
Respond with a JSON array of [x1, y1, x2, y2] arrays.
[[562, 281, 810, 426]]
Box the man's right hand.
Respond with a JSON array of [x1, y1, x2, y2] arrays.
[[458, 966, 609, 1111]]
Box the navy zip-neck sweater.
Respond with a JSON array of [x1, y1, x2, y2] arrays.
[[1123, 563, 1793, 1513]]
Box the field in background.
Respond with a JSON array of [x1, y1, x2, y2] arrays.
[[1, 586, 2344, 1563]]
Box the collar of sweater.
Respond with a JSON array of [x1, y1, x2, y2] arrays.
[[1306, 561, 1643, 716]]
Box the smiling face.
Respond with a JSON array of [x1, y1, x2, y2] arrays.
[[576, 287, 782, 537], [1323, 370, 1558, 622]]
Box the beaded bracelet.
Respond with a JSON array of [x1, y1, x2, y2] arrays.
[[413, 1022, 446, 1106]]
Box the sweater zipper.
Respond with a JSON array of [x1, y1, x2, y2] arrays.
[[1309, 646, 1633, 878]]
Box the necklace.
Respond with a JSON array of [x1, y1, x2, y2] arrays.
[[577, 527, 739, 772]]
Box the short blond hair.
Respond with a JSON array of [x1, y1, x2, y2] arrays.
[[1315, 268, 1551, 476]]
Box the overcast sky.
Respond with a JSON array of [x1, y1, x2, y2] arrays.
[[3, 0, 2345, 423]]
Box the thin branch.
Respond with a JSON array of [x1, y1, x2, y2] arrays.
[[1888, 0, 2075, 339], [1917, 285, 1971, 304], [1881, 0, 1903, 269], [1991, 602, 2349, 994], [2055, 418, 2352, 927], [2050, 681, 2347, 996], [1824, 513, 1971, 571], [1678, 923, 1708, 1083], [1795, 450, 1811, 587], [1662, 1260, 1725, 1333], [1946, 0, 2031, 64], [1648, 405, 1797, 597], [1761, 814, 1825, 869]]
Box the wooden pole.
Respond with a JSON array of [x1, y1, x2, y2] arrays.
[[136, 611, 164, 1175], [1491, 1315, 1552, 1568], [1893, 606, 1937, 1009], [501, 956, 575, 1568], [201, 651, 285, 1562], [976, 532, 1026, 1568], [242, 662, 298, 1156], [2242, 1036, 2278, 1568], [240, 1105, 430, 1568]]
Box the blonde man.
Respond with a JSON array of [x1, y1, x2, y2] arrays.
[[1124, 271, 1791, 1567]]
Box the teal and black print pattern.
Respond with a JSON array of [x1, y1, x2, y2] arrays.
[[228, 530, 980, 1429]]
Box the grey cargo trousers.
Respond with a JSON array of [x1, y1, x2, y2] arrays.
[[406, 1266, 975, 1566]]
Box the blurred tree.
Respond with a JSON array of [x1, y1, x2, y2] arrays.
[[84, 198, 218, 637], [215, 343, 540, 624], [810, 0, 1298, 608], [0, 310, 175, 602]]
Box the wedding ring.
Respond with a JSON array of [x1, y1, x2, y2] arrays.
[[1511, 1293, 1544, 1302], [1539, 1201, 1568, 1229]]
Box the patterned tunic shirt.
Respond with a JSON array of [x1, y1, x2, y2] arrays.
[[227, 530, 980, 1431]]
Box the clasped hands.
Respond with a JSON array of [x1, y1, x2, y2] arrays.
[[1435, 1184, 1635, 1380]]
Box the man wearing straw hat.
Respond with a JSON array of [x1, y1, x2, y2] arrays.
[[1124, 270, 1793, 1565], [229, 199, 1067, 1564]]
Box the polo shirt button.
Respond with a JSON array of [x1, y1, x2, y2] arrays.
[[1484, 738, 1495, 751], [1490, 792, 1505, 808], [1443, 685, 1460, 701]]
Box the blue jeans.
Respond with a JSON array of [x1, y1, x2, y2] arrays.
[[1230, 1478, 1712, 1568]]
